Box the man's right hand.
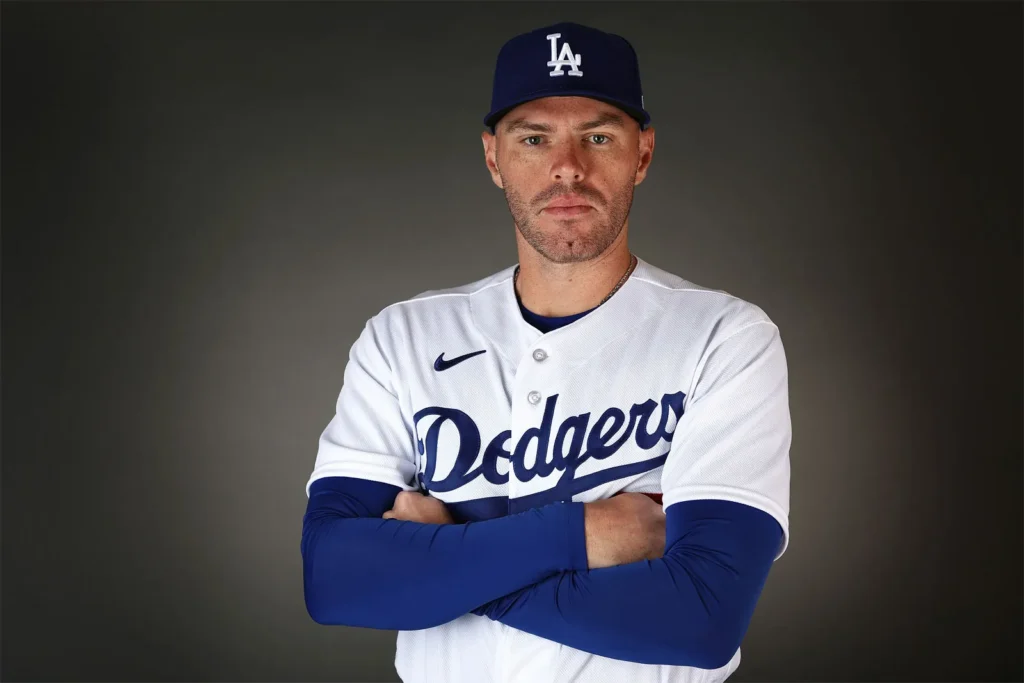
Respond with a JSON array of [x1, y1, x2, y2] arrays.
[[583, 493, 666, 570]]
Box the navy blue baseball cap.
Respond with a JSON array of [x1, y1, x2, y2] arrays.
[[483, 22, 651, 133]]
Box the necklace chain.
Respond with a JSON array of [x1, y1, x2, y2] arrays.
[[513, 253, 638, 309]]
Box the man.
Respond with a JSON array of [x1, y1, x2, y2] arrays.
[[301, 21, 791, 683]]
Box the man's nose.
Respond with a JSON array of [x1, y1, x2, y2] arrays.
[[550, 142, 585, 183]]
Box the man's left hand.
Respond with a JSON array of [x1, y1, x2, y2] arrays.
[[383, 491, 455, 524]]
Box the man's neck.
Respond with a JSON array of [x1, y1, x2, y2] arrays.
[[514, 239, 634, 317]]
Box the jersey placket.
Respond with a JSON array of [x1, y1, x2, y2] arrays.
[[496, 337, 560, 680], [507, 339, 561, 498]]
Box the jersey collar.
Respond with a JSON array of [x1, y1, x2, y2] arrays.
[[469, 257, 664, 371]]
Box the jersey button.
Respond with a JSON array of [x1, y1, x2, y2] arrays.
[[527, 390, 542, 405], [532, 348, 548, 362]]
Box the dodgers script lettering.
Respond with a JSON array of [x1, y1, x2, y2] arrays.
[[413, 391, 685, 506]]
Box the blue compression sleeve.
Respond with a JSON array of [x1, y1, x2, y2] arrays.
[[472, 499, 784, 669], [301, 476, 588, 630]]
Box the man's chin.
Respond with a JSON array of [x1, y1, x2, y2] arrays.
[[537, 243, 609, 264], [517, 219, 617, 263]]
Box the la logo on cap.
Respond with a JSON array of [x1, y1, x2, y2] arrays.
[[546, 33, 582, 77]]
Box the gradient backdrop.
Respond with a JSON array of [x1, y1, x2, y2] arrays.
[[3, 2, 1022, 682]]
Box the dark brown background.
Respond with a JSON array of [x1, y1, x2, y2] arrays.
[[3, 1, 1022, 681]]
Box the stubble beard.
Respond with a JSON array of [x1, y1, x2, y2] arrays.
[[502, 176, 636, 264]]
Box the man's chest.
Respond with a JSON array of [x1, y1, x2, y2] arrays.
[[397, 334, 692, 520]]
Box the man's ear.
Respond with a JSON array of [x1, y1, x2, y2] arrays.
[[481, 129, 504, 189], [634, 125, 655, 186]]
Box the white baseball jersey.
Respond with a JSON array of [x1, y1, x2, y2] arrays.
[[306, 256, 791, 683]]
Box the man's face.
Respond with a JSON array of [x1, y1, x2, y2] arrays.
[[482, 96, 655, 264]]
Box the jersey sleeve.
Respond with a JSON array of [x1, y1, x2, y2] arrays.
[[661, 317, 792, 559], [305, 316, 418, 496]]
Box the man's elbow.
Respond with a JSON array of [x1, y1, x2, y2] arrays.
[[304, 579, 338, 626], [688, 615, 748, 670], [301, 521, 354, 626], [646, 606, 746, 669], [305, 597, 331, 626], [301, 539, 405, 629], [306, 596, 355, 627], [303, 562, 377, 627], [303, 560, 341, 626], [692, 636, 740, 671]]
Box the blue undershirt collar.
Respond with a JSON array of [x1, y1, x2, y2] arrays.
[[516, 295, 598, 333]]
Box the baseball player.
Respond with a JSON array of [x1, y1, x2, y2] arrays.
[[302, 21, 791, 683]]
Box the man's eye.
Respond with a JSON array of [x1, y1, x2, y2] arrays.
[[589, 134, 609, 144], [524, 136, 543, 145]]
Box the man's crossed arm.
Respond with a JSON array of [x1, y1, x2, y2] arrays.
[[301, 476, 782, 669]]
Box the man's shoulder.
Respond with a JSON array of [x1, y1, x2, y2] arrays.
[[631, 258, 777, 334], [406, 266, 517, 305], [365, 265, 516, 328]]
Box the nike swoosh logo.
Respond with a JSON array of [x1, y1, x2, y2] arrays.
[[434, 349, 487, 372]]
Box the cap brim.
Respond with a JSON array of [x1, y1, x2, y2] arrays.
[[483, 90, 650, 131]]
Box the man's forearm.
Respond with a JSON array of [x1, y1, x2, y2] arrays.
[[472, 499, 783, 669], [302, 476, 588, 631]]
